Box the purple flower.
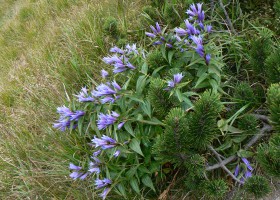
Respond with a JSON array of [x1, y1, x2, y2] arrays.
[[57, 106, 73, 117], [113, 150, 121, 157], [97, 111, 119, 130], [95, 178, 112, 189], [165, 73, 184, 90], [100, 188, 110, 200], [53, 118, 70, 132], [155, 22, 161, 33], [88, 161, 100, 174], [186, 3, 205, 23], [166, 43, 173, 48], [205, 54, 211, 65], [234, 165, 240, 177], [175, 27, 188, 36], [93, 150, 101, 157], [117, 122, 125, 129], [241, 158, 253, 171], [206, 25, 212, 33], [245, 170, 252, 179], [92, 135, 117, 149], [79, 172, 89, 180], [75, 87, 95, 102], [153, 41, 162, 45], [70, 110, 85, 121], [92, 83, 116, 97], [111, 81, 121, 90], [191, 35, 204, 57], [101, 69, 109, 78], [110, 46, 124, 54], [70, 171, 83, 180], [125, 44, 138, 55], [185, 20, 200, 35], [145, 32, 156, 38], [69, 163, 82, 171]]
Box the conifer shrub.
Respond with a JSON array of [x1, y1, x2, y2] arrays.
[[202, 179, 228, 199], [264, 50, 280, 84], [244, 176, 271, 198], [267, 83, 280, 132], [257, 134, 280, 178]]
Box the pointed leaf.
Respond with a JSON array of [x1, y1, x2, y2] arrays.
[[129, 138, 144, 156], [141, 175, 155, 192]]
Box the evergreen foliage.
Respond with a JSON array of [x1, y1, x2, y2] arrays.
[[248, 37, 272, 76], [237, 114, 258, 136], [146, 50, 169, 71], [202, 179, 228, 200], [184, 154, 205, 178], [232, 82, 256, 111], [267, 83, 280, 132], [147, 78, 179, 118], [264, 49, 280, 84], [187, 91, 223, 150], [244, 176, 271, 198], [153, 108, 189, 163], [257, 134, 280, 178]]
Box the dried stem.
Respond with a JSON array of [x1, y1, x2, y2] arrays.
[[218, 0, 236, 34], [206, 124, 272, 171], [208, 145, 244, 184]]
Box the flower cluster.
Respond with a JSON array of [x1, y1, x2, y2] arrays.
[[75, 87, 95, 102], [96, 111, 124, 130], [53, 106, 85, 131], [92, 81, 122, 104], [165, 73, 184, 90], [234, 157, 253, 183], [103, 44, 138, 73], [175, 3, 211, 65], [146, 22, 175, 48]]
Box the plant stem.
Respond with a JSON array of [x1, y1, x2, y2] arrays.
[[218, 0, 236, 34], [206, 124, 272, 171], [208, 145, 244, 184]]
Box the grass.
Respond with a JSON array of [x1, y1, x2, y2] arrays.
[[0, 0, 148, 198]]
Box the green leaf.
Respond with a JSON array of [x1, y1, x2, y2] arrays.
[[129, 138, 144, 156], [216, 140, 232, 151], [237, 149, 254, 158], [141, 100, 152, 118], [160, 45, 167, 60], [168, 50, 175, 64], [194, 73, 208, 88], [128, 95, 144, 104], [232, 135, 247, 143], [125, 166, 138, 178], [152, 66, 165, 77], [175, 89, 183, 102], [141, 62, 148, 74], [130, 178, 140, 194], [117, 183, 126, 197], [124, 122, 135, 137], [141, 175, 156, 192], [136, 75, 147, 95]]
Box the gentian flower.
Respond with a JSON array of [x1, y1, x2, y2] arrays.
[[186, 3, 205, 23], [165, 73, 184, 90], [75, 87, 95, 102], [113, 150, 121, 157], [125, 44, 138, 55], [95, 178, 112, 189], [69, 163, 89, 180], [101, 69, 109, 78], [88, 161, 101, 174], [241, 158, 253, 171], [70, 110, 85, 121], [110, 46, 124, 54], [92, 135, 117, 149], [100, 188, 110, 200], [145, 32, 156, 38], [174, 27, 188, 36], [205, 54, 211, 65], [97, 111, 119, 130]]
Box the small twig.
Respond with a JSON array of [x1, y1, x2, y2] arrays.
[[158, 170, 180, 200], [244, 124, 272, 149], [251, 114, 270, 124], [208, 145, 244, 184], [218, 0, 236, 34], [206, 124, 273, 171]]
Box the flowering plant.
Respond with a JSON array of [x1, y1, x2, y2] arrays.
[[53, 2, 278, 199]]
